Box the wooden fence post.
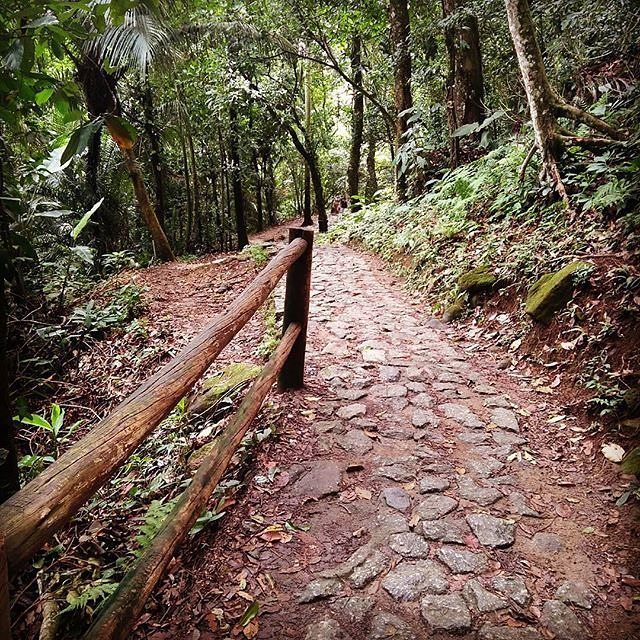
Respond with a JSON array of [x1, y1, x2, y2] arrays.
[[279, 228, 313, 389], [0, 535, 11, 640]]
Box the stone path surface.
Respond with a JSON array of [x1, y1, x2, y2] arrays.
[[250, 242, 603, 639]]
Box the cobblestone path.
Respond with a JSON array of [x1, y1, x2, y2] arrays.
[[258, 242, 605, 640]]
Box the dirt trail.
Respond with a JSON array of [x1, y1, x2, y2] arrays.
[[139, 231, 639, 640]]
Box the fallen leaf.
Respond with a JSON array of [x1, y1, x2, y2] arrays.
[[601, 442, 625, 463], [555, 503, 572, 518], [355, 487, 372, 500]]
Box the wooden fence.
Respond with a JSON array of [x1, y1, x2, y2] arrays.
[[0, 228, 314, 640]]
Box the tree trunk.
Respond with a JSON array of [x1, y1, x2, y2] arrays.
[[263, 151, 276, 226], [388, 0, 413, 202], [186, 119, 201, 247], [365, 120, 379, 202], [178, 110, 193, 250], [251, 151, 264, 232], [119, 146, 175, 262], [302, 65, 313, 227], [347, 35, 364, 212], [442, 0, 460, 168], [229, 105, 249, 250]]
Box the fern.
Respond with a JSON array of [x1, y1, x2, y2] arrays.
[[134, 498, 178, 555], [61, 580, 118, 614]]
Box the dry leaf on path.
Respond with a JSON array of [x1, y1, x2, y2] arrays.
[[601, 442, 625, 463]]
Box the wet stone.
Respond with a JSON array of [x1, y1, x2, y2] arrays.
[[418, 475, 450, 493], [304, 619, 348, 640], [541, 600, 586, 640], [531, 532, 565, 554], [412, 409, 439, 428], [415, 495, 458, 520], [335, 388, 368, 401], [462, 578, 507, 612], [441, 403, 484, 428], [298, 578, 342, 603], [467, 456, 504, 478], [437, 546, 487, 574], [337, 430, 373, 455], [478, 625, 542, 640], [466, 513, 515, 548], [383, 486, 411, 512], [422, 519, 468, 543], [458, 477, 503, 506], [381, 560, 448, 601], [490, 575, 530, 606], [491, 407, 520, 432], [370, 383, 408, 398], [336, 403, 366, 420], [329, 596, 374, 623], [420, 593, 471, 632], [377, 462, 415, 482], [292, 461, 341, 498], [351, 549, 390, 588], [388, 532, 430, 559], [410, 393, 435, 409], [555, 581, 594, 609], [370, 612, 416, 640], [379, 365, 401, 382]]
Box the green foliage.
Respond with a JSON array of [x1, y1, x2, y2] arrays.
[[241, 244, 270, 266], [255, 296, 279, 359]]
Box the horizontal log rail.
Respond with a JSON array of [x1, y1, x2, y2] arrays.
[[0, 228, 313, 579]]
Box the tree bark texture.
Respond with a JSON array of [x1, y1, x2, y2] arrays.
[[365, 123, 379, 202], [388, 0, 413, 202], [347, 35, 364, 212], [0, 537, 10, 640], [84, 323, 302, 640], [0, 238, 307, 575], [303, 65, 313, 227], [229, 105, 249, 249]]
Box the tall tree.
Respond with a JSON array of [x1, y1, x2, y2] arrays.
[[303, 63, 314, 226], [347, 35, 364, 212], [229, 104, 249, 249]]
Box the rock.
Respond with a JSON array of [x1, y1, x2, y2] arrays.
[[441, 403, 484, 428], [467, 456, 504, 478], [484, 395, 511, 408], [336, 403, 366, 420], [458, 430, 489, 444], [406, 381, 426, 393], [337, 429, 373, 455], [376, 511, 410, 537], [320, 365, 352, 381], [555, 581, 594, 609], [541, 600, 586, 640], [415, 495, 458, 520], [437, 546, 487, 574], [323, 342, 349, 357], [422, 519, 468, 543], [492, 431, 526, 446], [314, 420, 343, 434], [381, 560, 448, 601], [491, 407, 520, 432], [478, 625, 542, 640], [462, 579, 507, 612], [370, 383, 408, 398], [458, 266, 497, 294], [369, 612, 416, 640], [490, 575, 530, 606], [388, 532, 430, 559], [443, 298, 466, 323], [377, 462, 415, 482], [292, 461, 341, 498], [329, 596, 374, 623], [420, 593, 471, 632], [410, 392, 434, 408], [383, 487, 411, 512], [530, 532, 565, 554], [525, 261, 590, 322], [466, 513, 515, 548], [422, 462, 452, 474], [298, 578, 342, 603], [457, 477, 502, 506], [362, 348, 386, 363], [304, 619, 348, 640], [508, 492, 541, 517], [379, 365, 401, 382], [351, 549, 390, 588], [335, 388, 368, 401], [412, 409, 438, 428], [418, 475, 450, 493]]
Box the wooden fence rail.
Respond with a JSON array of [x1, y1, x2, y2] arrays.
[[0, 228, 313, 639]]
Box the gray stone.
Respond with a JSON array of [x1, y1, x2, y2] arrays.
[[491, 407, 520, 432], [314, 420, 342, 434], [458, 477, 503, 506], [383, 486, 411, 512], [541, 600, 586, 640], [406, 381, 426, 393], [508, 492, 541, 517], [490, 575, 530, 606], [478, 625, 542, 640], [462, 579, 507, 612], [323, 342, 349, 357], [370, 383, 407, 398], [437, 546, 487, 574], [320, 365, 352, 381], [329, 596, 374, 623], [531, 532, 565, 554], [467, 456, 504, 478], [381, 560, 448, 601], [304, 619, 348, 640], [422, 519, 468, 543], [351, 549, 390, 588], [379, 366, 401, 382], [415, 495, 458, 520], [492, 431, 527, 446], [385, 397, 409, 412], [335, 388, 368, 401], [458, 430, 489, 444], [438, 371, 462, 383], [337, 429, 373, 455], [418, 475, 450, 493], [298, 578, 342, 603], [351, 417, 376, 430], [484, 395, 512, 408], [466, 513, 515, 548], [422, 463, 452, 474], [376, 511, 410, 537], [336, 403, 366, 420], [555, 581, 594, 609], [388, 532, 430, 559], [377, 462, 415, 482], [474, 383, 498, 395], [420, 593, 471, 632], [410, 393, 434, 408], [292, 461, 341, 498], [369, 612, 416, 640], [441, 403, 484, 428], [362, 348, 386, 363], [412, 409, 439, 428], [406, 367, 424, 381]]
